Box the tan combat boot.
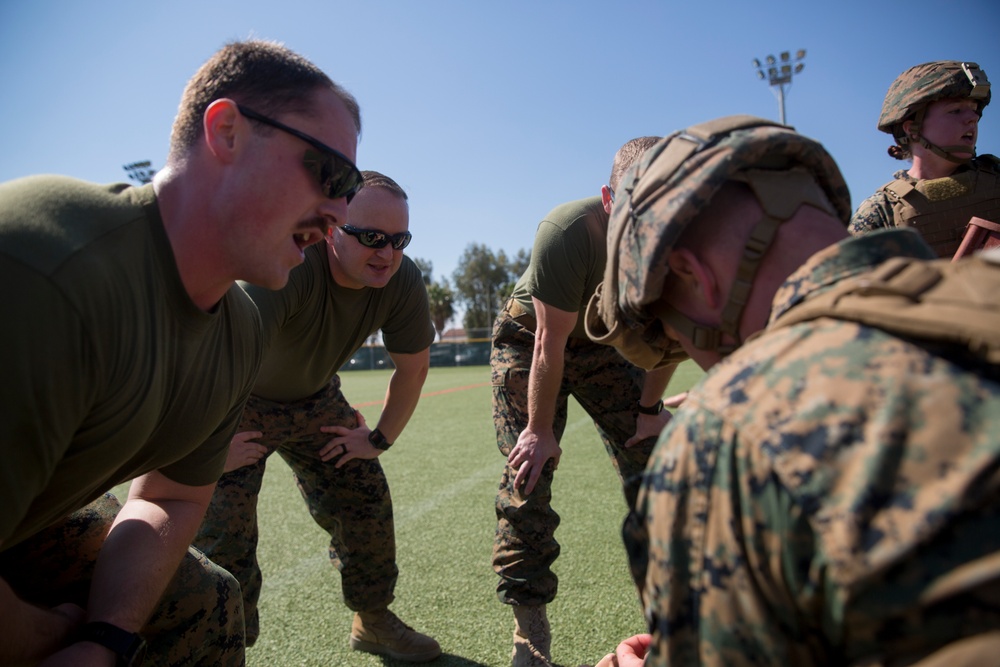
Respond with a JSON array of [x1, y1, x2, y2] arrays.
[[512, 604, 552, 667], [350, 608, 442, 663]]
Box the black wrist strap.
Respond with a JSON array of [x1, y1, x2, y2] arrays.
[[78, 621, 147, 667], [637, 399, 664, 415], [368, 427, 393, 450]]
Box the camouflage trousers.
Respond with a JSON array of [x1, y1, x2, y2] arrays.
[[0, 492, 245, 666], [193, 376, 397, 646], [490, 308, 655, 606]]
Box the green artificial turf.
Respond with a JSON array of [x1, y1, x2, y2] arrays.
[[116, 360, 705, 666]]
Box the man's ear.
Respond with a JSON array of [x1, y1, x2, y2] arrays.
[[203, 99, 240, 162], [600, 185, 613, 215], [667, 248, 721, 311]]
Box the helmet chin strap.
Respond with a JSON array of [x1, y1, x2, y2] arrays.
[[906, 107, 977, 164], [651, 169, 838, 357]]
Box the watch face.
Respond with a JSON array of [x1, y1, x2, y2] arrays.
[[368, 428, 391, 450]]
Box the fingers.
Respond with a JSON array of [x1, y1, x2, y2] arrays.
[[511, 454, 541, 497], [521, 460, 545, 496], [224, 435, 268, 473], [333, 443, 355, 468], [320, 440, 353, 463], [616, 633, 652, 666], [509, 438, 562, 497], [512, 456, 528, 487], [507, 447, 521, 466], [594, 652, 619, 667], [319, 409, 366, 436], [663, 391, 688, 408]]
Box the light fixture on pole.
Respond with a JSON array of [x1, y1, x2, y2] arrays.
[[752, 49, 806, 125], [123, 160, 156, 184]]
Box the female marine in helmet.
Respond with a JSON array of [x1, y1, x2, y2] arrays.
[[849, 60, 999, 257]]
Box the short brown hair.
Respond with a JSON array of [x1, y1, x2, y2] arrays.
[[361, 170, 408, 201], [609, 136, 661, 191], [169, 39, 361, 158]]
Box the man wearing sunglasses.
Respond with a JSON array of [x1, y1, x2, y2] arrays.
[[195, 171, 439, 662], [0, 39, 361, 666], [491, 137, 680, 667]]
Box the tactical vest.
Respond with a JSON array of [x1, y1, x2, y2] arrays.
[[879, 156, 1000, 258], [767, 250, 1000, 370]]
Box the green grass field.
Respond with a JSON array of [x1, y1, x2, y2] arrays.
[[117, 360, 704, 666]]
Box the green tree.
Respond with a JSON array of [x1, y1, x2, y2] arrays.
[[452, 243, 529, 335], [411, 256, 454, 339], [495, 247, 531, 311], [411, 256, 433, 285], [427, 279, 455, 341]]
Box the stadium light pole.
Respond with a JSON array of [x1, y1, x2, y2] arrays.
[[123, 160, 156, 184], [752, 49, 806, 125]]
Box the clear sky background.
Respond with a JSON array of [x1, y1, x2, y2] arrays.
[[2, 0, 998, 330]]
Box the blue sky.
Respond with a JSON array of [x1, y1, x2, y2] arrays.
[[2, 0, 998, 327]]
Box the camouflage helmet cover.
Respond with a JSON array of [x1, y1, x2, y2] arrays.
[[588, 115, 851, 365], [878, 61, 991, 134]]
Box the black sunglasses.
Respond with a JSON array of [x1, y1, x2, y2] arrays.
[[341, 224, 412, 250], [237, 104, 363, 202]]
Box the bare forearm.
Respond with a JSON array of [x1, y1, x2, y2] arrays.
[[378, 369, 427, 442], [87, 474, 212, 632], [527, 333, 565, 433], [86, 498, 201, 630], [640, 364, 677, 406]]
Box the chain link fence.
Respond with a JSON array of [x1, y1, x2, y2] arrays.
[[342, 339, 493, 371]]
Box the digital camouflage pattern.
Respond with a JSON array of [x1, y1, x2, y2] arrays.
[[849, 157, 1000, 257], [194, 377, 397, 646], [877, 61, 991, 133], [624, 229, 1000, 667], [849, 168, 915, 235], [590, 116, 851, 367], [0, 493, 245, 666], [491, 306, 655, 606]]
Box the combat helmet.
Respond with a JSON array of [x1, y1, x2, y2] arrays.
[[878, 61, 990, 163], [585, 115, 851, 368]]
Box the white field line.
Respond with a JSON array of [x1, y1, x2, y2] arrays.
[[260, 411, 591, 593]]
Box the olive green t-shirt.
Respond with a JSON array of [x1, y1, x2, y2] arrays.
[[510, 196, 608, 339], [0, 176, 261, 549], [244, 243, 435, 403]]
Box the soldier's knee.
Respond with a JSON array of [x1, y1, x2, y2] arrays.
[[201, 555, 244, 629]]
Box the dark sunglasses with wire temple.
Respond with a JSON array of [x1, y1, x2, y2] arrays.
[[341, 224, 412, 250], [236, 104, 363, 202]]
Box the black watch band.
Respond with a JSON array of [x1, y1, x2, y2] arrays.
[[368, 427, 393, 450], [78, 621, 147, 667], [637, 399, 664, 416]]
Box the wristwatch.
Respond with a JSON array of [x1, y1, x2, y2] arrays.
[[637, 399, 664, 416], [78, 621, 147, 667], [368, 427, 393, 451]]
